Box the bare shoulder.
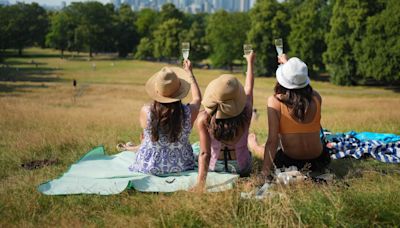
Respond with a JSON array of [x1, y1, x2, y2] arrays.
[[196, 111, 212, 131], [267, 95, 280, 110], [141, 103, 151, 112], [196, 111, 209, 125], [139, 104, 150, 129], [313, 90, 322, 104]]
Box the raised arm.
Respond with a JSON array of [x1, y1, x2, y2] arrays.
[[262, 96, 280, 177], [183, 59, 202, 126], [244, 51, 256, 107]]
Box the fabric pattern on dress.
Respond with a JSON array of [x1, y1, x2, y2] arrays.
[[129, 104, 195, 175]]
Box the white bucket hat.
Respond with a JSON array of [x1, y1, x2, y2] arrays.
[[276, 57, 310, 89]]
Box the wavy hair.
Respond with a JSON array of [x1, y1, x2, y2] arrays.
[[150, 101, 183, 142], [274, 82, 313, 121], [208, 106, 250, 142]]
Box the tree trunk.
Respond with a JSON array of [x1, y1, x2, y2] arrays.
[[89, 47, 93, 58], [18, 48, 22, 56], [61, 49, 64, 59], [229, 64, 233, 72]]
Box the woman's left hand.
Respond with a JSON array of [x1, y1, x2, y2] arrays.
[[183, 59, 193, 73], [244, 51, 256, 64]]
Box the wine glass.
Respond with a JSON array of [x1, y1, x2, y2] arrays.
[[181, 42, 190, 60], [243, 44, 253, 56], [274, 38, 283, 56]]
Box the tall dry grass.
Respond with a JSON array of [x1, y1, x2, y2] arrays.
[[1, 48, 400, 227]]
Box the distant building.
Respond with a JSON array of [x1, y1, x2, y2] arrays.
[[111, 0, 254, 13], [61, 1, 66, 9], [0, 0, 10, 6], [112, 0, 121, 8], [239, 0, 250, 12]]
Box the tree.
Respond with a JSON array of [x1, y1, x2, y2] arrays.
[[29, 3, 49, 48], [67, 2, 113, 57], [135, 8, 158, 38], [113, 4, 139, 57], [206, 11, 250, 70], [135, 37, 153, 60], [357, 0, 400, 83], [247, 0, 289, 76], [5, 3, 48, 56], [323, 0, 384, 85], [153, 19, 183, 60], [0, 6, 11, 57], [159, 3, 184, 23], [180, 20, 209, 62], [46, 12, 70, 58], [288, 0, 331, 76]]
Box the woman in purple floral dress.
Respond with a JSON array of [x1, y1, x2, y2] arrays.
[[129, 60, 201, 175]]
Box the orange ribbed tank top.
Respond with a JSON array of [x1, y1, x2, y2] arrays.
[[279, 96, 321, 134]]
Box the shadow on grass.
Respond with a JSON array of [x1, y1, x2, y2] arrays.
[[1, 56, 64, 86], [3, 50, 61, 59], [3, 49, 134, 61], [3, 59, 47, 67], [0, 66, 61, 82], [384, 85, 400, 93], [64, 54, 135, 62], [0, 83, 49, 94], [328, 158, 355, 178], [329, 157, 400, 179]]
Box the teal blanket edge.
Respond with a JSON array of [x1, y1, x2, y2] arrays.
[[38, 145, 239, 195]]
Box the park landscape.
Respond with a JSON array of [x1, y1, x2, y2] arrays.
[[1, 0, 400, 226], [0, 48, 400, 227]]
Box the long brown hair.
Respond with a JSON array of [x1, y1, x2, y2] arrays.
[[208, 106, 250, 142], [150, 101, 183, 142], [274, 82, 313, 121]]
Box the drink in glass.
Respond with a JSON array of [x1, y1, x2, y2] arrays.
[[181, 42, 190, 60], [275, 38, 283, 56], [243, 44, 252, 56]]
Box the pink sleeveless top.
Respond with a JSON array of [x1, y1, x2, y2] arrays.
[[208, 104, 252, 173]]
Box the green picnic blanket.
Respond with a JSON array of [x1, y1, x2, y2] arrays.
[[38, 145, 239, 195]]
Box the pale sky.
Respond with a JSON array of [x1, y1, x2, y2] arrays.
[[11, 0, 109, 6]]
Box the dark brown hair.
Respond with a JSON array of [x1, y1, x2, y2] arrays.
[[150, 101, 183, 142], [208, 106, 250, 142], [274, 82, 313, 121]]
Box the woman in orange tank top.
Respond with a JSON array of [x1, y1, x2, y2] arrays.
[[248, 54, 330, 178]]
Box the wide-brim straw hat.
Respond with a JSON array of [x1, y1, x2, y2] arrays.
[[202, 74, 247, 119], [276, 57, 310, 89], [145, 66, 190, 103]]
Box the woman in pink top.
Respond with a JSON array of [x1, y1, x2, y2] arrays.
[[194, 52, 256, 190]]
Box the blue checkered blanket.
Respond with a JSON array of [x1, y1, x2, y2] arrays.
[[324, 131, 400, 163]]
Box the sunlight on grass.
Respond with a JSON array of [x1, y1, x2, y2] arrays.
[[1, 48, 399, 227]]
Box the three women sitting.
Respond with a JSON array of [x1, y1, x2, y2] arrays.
[[129, 52, 329, 187]]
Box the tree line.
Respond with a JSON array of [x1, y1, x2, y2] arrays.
[[0, 0, 399, 85]]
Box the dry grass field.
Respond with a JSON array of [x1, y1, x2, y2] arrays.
[[1, 48, 400, 227]]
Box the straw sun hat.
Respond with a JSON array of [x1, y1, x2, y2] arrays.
[[276, 57, 310, 89], [145, 67, 191, 103], [202, 74, 247, 119]]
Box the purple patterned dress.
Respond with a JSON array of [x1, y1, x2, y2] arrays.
[[128, 104, 195, 175]]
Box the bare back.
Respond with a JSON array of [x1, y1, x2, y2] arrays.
[[269, 91, 323, 159]]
